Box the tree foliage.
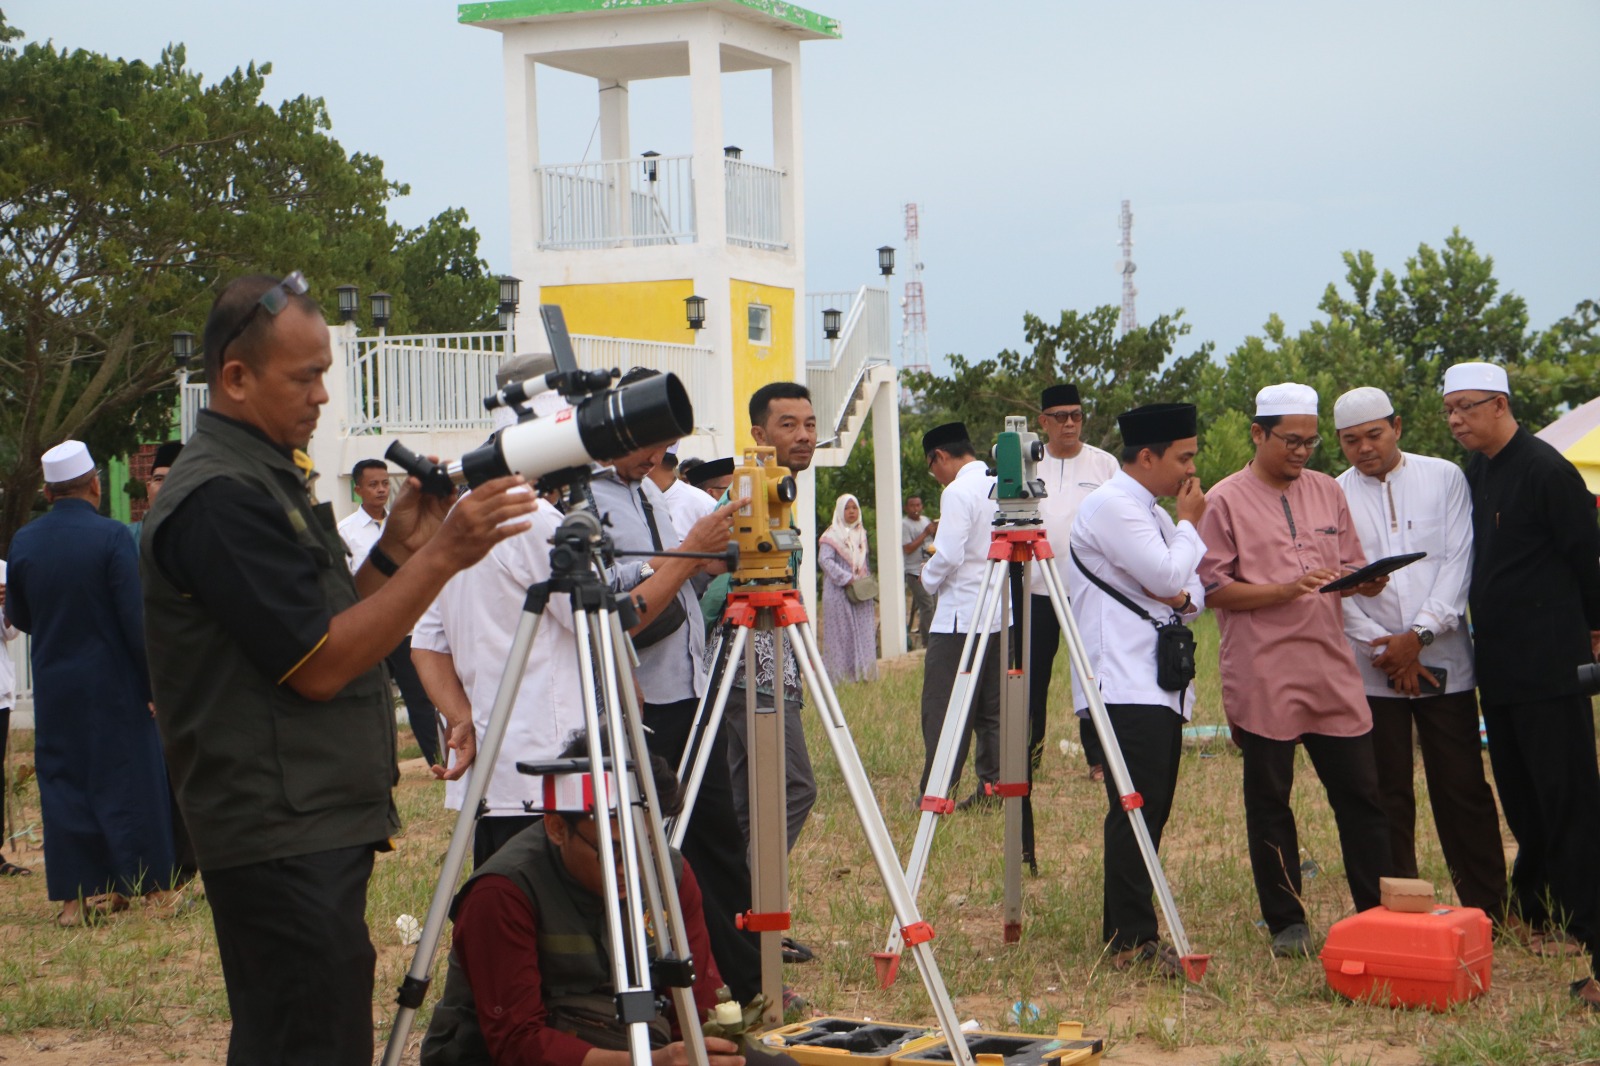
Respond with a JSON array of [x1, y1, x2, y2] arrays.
[[0, 18, 502, 550]]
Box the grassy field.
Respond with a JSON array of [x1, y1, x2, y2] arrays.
[[2, 614, 1597, 1064]]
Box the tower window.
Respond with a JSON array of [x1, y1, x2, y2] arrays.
[[747, 304, 771, 345]]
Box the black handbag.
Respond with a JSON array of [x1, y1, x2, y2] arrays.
[[1070, 548, 1196, 694], [630, 488, 689, 649]]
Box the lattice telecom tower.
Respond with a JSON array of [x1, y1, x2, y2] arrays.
[[1117, 199, 1138, 335], [899, 203, 931, 401]]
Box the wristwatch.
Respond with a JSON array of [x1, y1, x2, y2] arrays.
[[1411, 623, 1434, 647]]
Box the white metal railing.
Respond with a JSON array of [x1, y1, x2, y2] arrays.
[[725, 159, 787, 251], [180, 381, 208, 441], [345, 332, 506, 434], [570, 334, 721, 437], [806, 285, 891, 444], [805, 290, 859, 365], [536, 155, 696, 250]]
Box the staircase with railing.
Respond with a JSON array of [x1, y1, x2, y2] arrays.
[[806, 285, 894, 463]]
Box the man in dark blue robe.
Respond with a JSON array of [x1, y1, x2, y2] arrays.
[[5, 439, 175, 925]]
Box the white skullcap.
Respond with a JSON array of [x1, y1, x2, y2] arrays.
[[1333, 387, 1395, 430], [1255, 382, 1319, 418], [1441, 362, 1509, 396], [42, 440, 94, 484]]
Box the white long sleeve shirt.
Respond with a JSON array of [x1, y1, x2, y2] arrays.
[[412, 502, 585, 815], [922, 459, 1002, 633], [335, 507, 385, 574], [1066, 471, 1205, 716], [660, 478, 716, 546], [1337, 453, 1476, 697], [1028, 444, 1120, 595]]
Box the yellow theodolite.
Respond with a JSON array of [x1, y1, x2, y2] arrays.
[[728, 446, 801, 585]]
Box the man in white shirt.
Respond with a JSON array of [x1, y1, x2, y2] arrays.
[[1334, 387, 1505, 916], [338, 458, 442, 766], [1030, 383, 1120, 783], [917, 422, 1002, 807], [901, 497, 936, 649], [0, 559, 26, 877], [411, 499, 585, 865], [1067, 403, 1205, 972], [651, 449, 718, 541]]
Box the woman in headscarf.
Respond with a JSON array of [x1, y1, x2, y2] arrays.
[[817, 494, 878, 683]]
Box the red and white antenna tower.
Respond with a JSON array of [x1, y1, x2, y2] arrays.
[[1117, 199, 1138, 335], [900, 203, 931, 400]]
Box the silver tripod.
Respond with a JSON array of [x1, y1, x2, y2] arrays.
[[668, 582, 977, 1066], [877, 427, 1209, 986], [381, 506, 714, 1066]]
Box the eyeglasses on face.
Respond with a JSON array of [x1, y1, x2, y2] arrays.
[[219, 270, 309, 362], [1268, 430, 1321, 453], [1442, 395, 1499, 417], [1041, 409, 1084, 424]]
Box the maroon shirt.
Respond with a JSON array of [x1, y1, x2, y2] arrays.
[[1198, 464, 1371, 740], [452, 861, 724, 1066]]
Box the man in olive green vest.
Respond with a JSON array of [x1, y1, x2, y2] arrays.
[[142, 272, 537, 1066]]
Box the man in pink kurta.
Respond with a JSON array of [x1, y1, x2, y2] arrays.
[[1197, 382, 1392, 960]]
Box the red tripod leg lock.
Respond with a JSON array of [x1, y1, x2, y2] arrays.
[[991, 782, 1029, 798], [1119, 791, 1144, 811], [919, 795, 956, 815], [735, 910, 791, 932], [899, 921, 935, 945]]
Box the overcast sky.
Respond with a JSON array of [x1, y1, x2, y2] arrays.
[[10, 0, 1598, 371]]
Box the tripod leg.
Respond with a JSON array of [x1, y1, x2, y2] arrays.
[[1000, 561, 1029, 941], [608, 612, 712, 1066], [1037, 556, 1207, 980], [746, 617, 789, 1026], [787, 621, 977, 1066], [669, 625, 748, 849], [877, 557, 1009, 982], [381, 596, 547, 1066], [579, 610, 659, 1066]]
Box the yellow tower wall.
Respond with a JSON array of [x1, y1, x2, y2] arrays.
[[538, 280, 699, 344], [728, 279, 795, 451]]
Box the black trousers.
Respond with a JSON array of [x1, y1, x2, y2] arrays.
[[1028, 595, 1105, 771], [919, 631, 1000, 796], [645, 697, 762, 1003], [1232, 725, 1390, 933], [387, 635, 440, 766], [204, 844, 377, 1066], [1369, 691, 1506, 914], [1482, 695, 1600, 970], [1100, 704, 1183, 949]]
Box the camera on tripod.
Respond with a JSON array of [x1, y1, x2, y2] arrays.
[[386, 305, 694, 495], [989, 414, 1046, 521], [729, 446, 800, 584]]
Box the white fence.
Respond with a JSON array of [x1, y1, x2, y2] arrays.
[[7, 634, 31, 720], [570, 334, 721, 438], [806, 285, 890, 444], [804, 289, 860, 365], [536, 155, 697, 250], [725, 159, 787, 251], [345, 332, 506, 434]]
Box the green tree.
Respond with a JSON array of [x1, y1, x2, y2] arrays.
[[387, 207, 500, 335], [905, 306, 1213, 458], [0, 19, 414, 548]]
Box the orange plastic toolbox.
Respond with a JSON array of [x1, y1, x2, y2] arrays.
[[1320, 905, 1493, 1011]]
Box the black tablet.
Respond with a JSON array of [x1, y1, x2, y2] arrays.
[[1318, 552, 1427, 593]]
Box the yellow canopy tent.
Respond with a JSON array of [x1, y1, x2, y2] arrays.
[[1536, 393, 1600, 496]]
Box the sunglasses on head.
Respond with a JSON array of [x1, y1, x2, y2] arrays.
[[219, 270, 309, 361]]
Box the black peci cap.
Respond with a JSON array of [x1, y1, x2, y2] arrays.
[[1040, 383, 1081, 409], [684, 457, 735, 486], [921, 421, 970, 456], [1117, 403, 1197, 447], [152, 440, 184, 470]]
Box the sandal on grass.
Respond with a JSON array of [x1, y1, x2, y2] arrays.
[[0, 859, 31, 877]]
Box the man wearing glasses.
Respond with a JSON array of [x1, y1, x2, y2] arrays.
[[1197, 382, 1391, 960], [1444, 361, 1600, 1008], [1031, 384, 1119, 787], [141, 272, 537, 1065]]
